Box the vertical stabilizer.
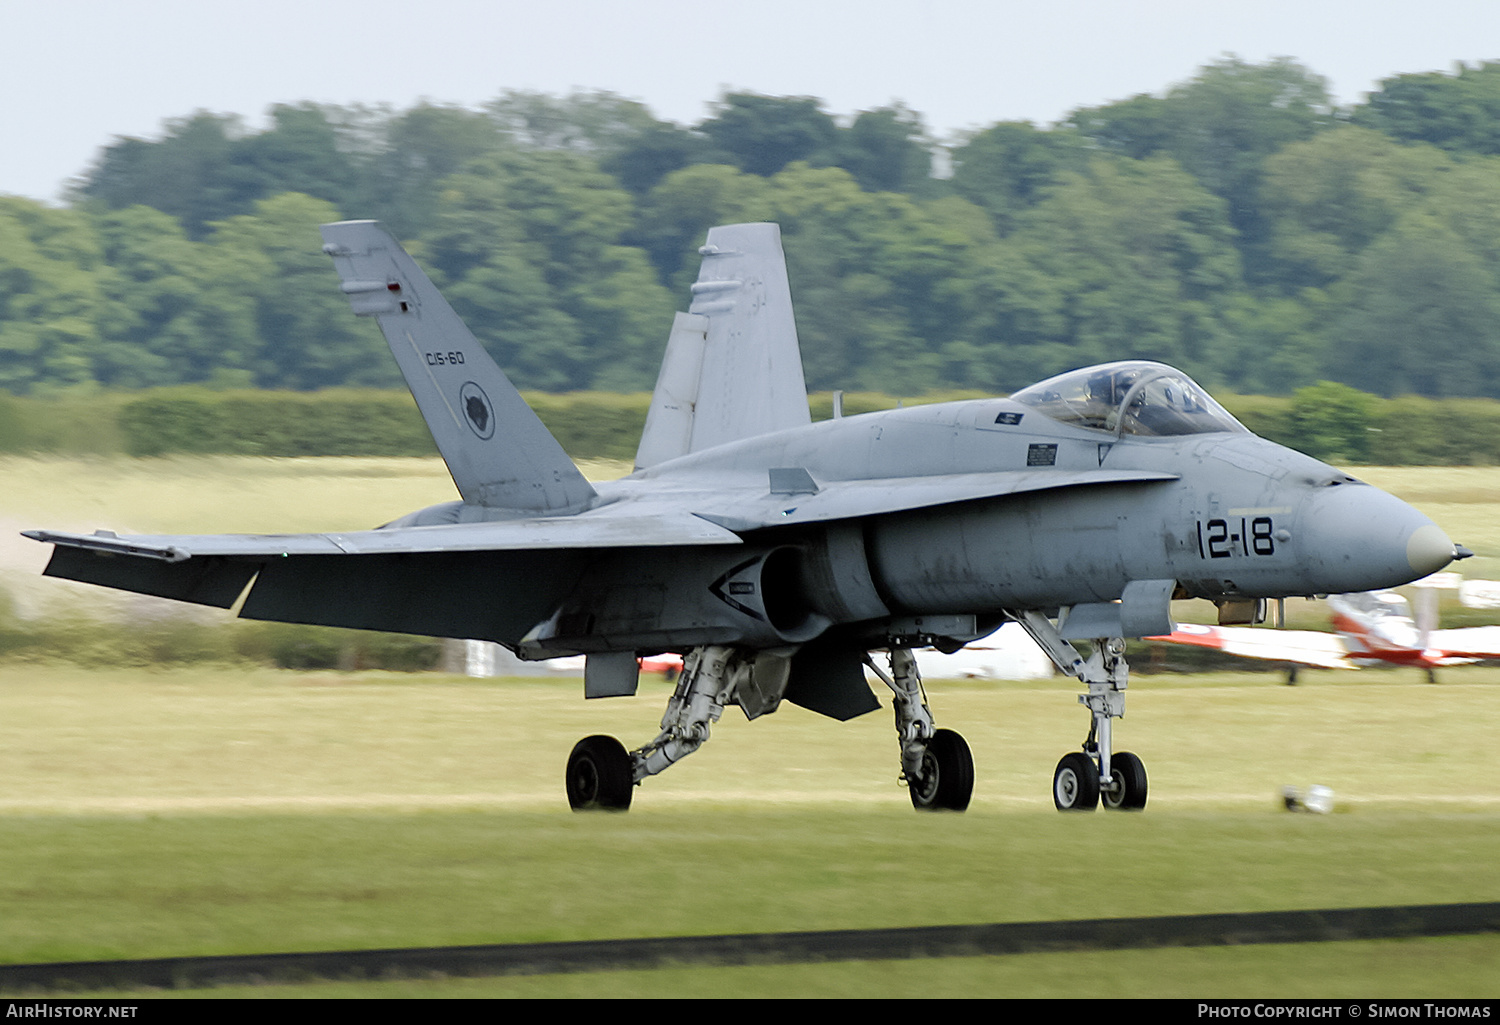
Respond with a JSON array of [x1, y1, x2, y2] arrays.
[[321, 221, 596, 514], [635, 223, 811, 469]]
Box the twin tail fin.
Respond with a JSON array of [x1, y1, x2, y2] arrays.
[[321, 220, 596, 514], [635, 223, 811, 470]]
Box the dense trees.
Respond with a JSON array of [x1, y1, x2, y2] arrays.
[[9, 58, 1500, 400], [1354, 62, 1500, 155]]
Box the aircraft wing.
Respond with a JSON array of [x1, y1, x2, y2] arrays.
[[1428, 626, 1500, 660], [693, 469, 1179, 532], [23, 512, 743, 631], [26, 511, 741, 561], [1148, 623, 1353, 670]]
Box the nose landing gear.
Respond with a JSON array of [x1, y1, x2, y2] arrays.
[[1016, 612, 1150, 813]]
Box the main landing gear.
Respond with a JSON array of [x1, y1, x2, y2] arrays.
[[864, 647, 973, 811], [565, 642, 974, 812], [565, 735, 633, 811], [566, 645, 738, 812], [562, 620, 1146, 813], [1015, 612, 1149, 812]]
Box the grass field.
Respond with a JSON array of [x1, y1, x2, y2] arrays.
[[2, 457, 1500, 997], [1, 666, 1499, 997]]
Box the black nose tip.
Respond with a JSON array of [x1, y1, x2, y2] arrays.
[[1454, 544, 1474, 560]]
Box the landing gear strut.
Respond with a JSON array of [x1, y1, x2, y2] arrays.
[[1015, 612, 1149, 812], [566, 646, 738, 812], [565, 642, 975, 812], [866, 647, 974, 811]]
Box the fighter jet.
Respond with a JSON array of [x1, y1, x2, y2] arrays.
[[24, 221, 1467, 813]]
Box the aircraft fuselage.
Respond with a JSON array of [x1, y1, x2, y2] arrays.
[[510, 394, 1450, 658]]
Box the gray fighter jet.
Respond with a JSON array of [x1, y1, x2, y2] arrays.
[[25, 221, 1467, 813]]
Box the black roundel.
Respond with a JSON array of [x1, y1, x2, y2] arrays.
[[466, 395, 489, 432], [459, 382, 496, 440]]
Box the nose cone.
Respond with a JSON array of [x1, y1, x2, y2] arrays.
[[1407, 523, 1460, 577], [1298, 484, 1455, 593]]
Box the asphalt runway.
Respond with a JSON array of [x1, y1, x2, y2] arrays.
[[3, 902, 1498, 994]]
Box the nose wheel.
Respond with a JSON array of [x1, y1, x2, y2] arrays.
[[1100, 750, 1148, 810], [1052, 749, 1148, 811], [1053, 751, 1099, 810]]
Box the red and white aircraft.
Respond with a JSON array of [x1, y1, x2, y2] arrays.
[[1150, 589, 1500, 681]]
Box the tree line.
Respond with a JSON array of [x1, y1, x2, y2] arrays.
[[5, 57, 1500, 401], [2, 380, 1494, 467]]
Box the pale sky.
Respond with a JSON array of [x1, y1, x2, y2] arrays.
[[4, 0, 1498, 203]]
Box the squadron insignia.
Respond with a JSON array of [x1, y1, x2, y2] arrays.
[[459, 382, 495, 439]]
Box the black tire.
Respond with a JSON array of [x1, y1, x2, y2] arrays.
[[1053, 751, 1099, 811], [566, 735, 634, 811], [1100, 751, 1148, 811], [909, 728, 974, 812]]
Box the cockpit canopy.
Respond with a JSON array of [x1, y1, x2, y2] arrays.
[[1010, 361, 1246, 438]]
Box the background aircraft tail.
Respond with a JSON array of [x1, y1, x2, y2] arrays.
[[635, 223, 812, 470], [321, 220, 596, 514]]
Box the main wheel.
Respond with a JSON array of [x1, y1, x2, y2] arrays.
[[566, 735, 634, 811], [1053, 751, 1099, 811], [909, 728, 974, 811], [1100, 751, 1148, 811]]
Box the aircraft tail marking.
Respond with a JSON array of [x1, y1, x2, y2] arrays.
[[636, 223, 811, 469], [321, 221, 596, 513]]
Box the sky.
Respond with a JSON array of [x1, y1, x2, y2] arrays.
[[4, 0, 1499, 204]]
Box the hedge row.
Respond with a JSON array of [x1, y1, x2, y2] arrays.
[[99, 388, 979, 461], [1223, 389, 1500, 466], [5, 384, 1500, 465]]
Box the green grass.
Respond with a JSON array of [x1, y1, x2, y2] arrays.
[[1, 667, 1498, 997], [3, 808, 1496, 958], [0, 453, 630, 536], [97, 936, 1500, 999], [3, 665, 1497, 814]]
